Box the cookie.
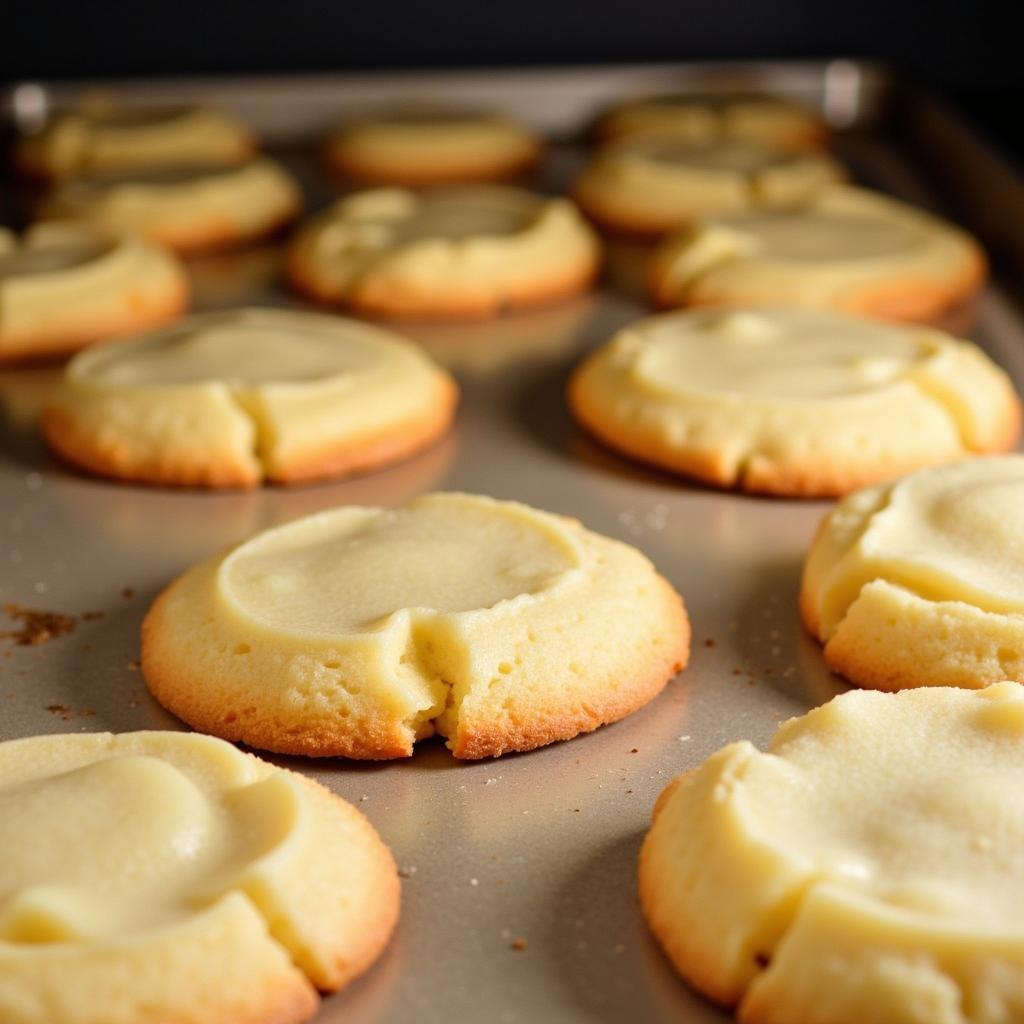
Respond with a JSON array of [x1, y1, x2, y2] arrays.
[[39, 159, 302, 254], [641, 682, 1024, 1024], [42, 307, 457, 488], [0, 222, 188, 365], [649, 185, 986, 325], [286, 185, 600, 319], [0, 730, 398, 1024], [323, 107, 540, 185], [569, 308, 1020, 496], [802, 455, 1024, 691], [573, 138, 844, 236], [14, 101, 255, 182], [141, 492, 690, 759], [595, 92, 829, 149]]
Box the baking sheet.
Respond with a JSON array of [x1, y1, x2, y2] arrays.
[[2, 63, 1024, 1023]]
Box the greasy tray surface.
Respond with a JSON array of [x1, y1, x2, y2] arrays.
[[2, 64, 1024, 1023]]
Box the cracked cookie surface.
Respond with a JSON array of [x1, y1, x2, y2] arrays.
[[649, 185, 986, 324], [573, 138, 843, 236], [569, 308, 1019, 497], [802, 455, 1024, 689], [14, 103, 256, 182], [141, 492, 690, 758], [0, 222, 188, 364], [0, 730, 399, 1024], [39, 159, 302, 254], [641, 682, 1024, 1024], [42, 307, 457, 488], [286, 185, 600, 319]]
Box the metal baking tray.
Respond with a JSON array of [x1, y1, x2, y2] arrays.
[[2, 62, 1024, 1023]]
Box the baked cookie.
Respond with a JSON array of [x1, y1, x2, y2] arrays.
[[0, 222, 188, 365], [142, 492, 690, 759], [569, 308, 1020, 496], [323, 107, 540, 185], [14, 101, 255, 182], [802, 455, 1024, 691], [649, 185, 987, 325], [573, 138, 844, 236], [0, 729, 398, 1024], [287, 185, 601, 319], [641, 682, 1024, 1024], [595, 92, 829, 149], [42, 307, 457, 488], [39, 159, 302, 254]]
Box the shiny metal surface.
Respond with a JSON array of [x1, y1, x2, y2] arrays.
[[1, 65, 1023, 1023]]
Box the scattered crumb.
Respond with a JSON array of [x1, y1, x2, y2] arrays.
[[484, 777, 498, 786], [359, 795, 369, 802], [510, 937, 528, 951], [629, 747, 638, 754], [678, 735, 691, 743], [470, 878, 479, 886], [703, 638, 716, 648], [398, 865, 418, 878], [127, 658, 141, 672], [121, 587, 135, 599], [45, 703, 72, 721], [1, 603, 76, 646], [625, 789, 633, 795], [732, 668, 742, 676], [81, 611, 105, 622]]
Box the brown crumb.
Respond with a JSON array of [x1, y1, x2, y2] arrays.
[[704, 638, 716, 648], [121, 587, 135, 599], [81, 611, 105, 622], [1, 604, 76, 646], [510, 937, 528, 951], [731, 668, 742, 676], [45, 703, 72, 720], [630, 747, 639, 754], [127, 658, 141, 672]]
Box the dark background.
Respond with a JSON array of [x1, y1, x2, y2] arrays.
[[5, 0, 1024, 162]]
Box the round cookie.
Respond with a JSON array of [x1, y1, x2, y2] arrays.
[[286, 185, 601, 319], [141, 492, 690, 759], [641, 682, 1024, 1024], [0, 222, 188, 365], [42, 307, 457, 489], [323, 107, 541, 185], [595, 92, 829, 149], [0, 730, 399, 1024], [39, 159, 302, 254], [14, 102, 256, 182], [649, 185, 987, 325], [802, 455, 1024, 691], [573, 138, 844, 236], [569, 308, 1020, 497]]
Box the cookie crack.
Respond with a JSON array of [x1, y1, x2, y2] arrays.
[[224, 386, 274, 480]]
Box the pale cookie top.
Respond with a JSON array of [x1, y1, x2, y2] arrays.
[[574, 138, 843, 231], [597, 92, 828, 148], [40, 159, 301, 245], [804, 456, 1024, 639], [49, 308, 455, 484], [325, 106, 539, 183], [16, 103, 255, 181], [650, 185, 984, 317], [0, 223, 186, 344], [643, 683, 1024, 1017], [142, 491, 688, 758], [570, 308, 1019, 493], [287, 185, 599, 311], [0, 730, 396, 999], [220, 491, 582, 635]]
